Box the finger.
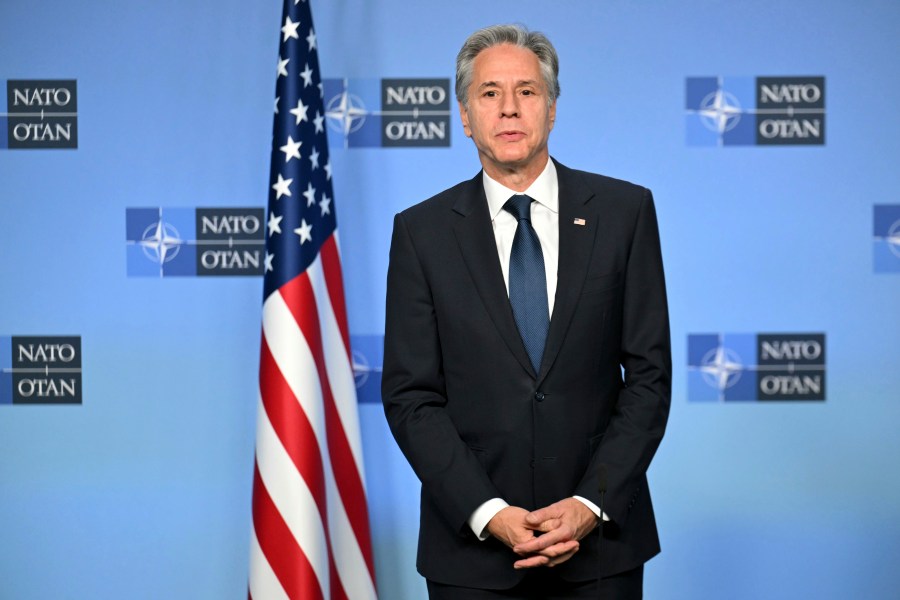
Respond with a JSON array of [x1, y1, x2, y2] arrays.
[[545, 547, 579, 568], [524, 506, 559, 525], [513, 527, 572, 554], [509, 533, 536, 552], [538, 540, 579, 559], [513, 554, 550, 569], [522, 518, 561, 533], [514, 523, 575, 553]]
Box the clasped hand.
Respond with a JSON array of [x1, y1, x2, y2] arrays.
[[485, 498, 599, 569]]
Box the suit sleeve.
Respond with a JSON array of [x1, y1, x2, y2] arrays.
[[381, 212, 501, 535], [575, 188, 671, 530]]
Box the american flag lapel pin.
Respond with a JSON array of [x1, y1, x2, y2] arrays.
[[573, 218, 586, 226]]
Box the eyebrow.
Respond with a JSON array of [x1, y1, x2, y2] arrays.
[[476, 79, 540, 90]]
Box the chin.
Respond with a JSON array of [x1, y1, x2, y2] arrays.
[[493, 152, 529, 166]]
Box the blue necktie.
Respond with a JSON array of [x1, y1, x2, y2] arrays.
[[503, 194, 549, 373]]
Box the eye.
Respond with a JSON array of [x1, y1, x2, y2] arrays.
[[483, 90, 497, 97]]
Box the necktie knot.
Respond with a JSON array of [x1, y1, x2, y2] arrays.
[[503, 194, 533, 223]]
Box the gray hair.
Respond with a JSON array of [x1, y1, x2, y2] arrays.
[[455, 24, 560, 110]]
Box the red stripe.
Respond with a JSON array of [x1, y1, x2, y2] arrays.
[[329, 557, 350, 600], [261, 324, 349, 596], [280, 273, 378, 583], [259, 334, 328, 518], [319, 236, 375, 585], [252, 464, 325, 600], [320, 235, 351, 360]]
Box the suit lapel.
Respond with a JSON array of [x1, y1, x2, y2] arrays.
[[538, 161, 598, 383], [452, 173, 535, 377]]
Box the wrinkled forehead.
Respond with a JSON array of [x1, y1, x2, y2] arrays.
[[471, 44, 544, 87]]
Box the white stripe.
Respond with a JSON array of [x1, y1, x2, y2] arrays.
[[325, 469, 379, 600], [249, 525, 290, 600], [307, 257, 368, 484], [255, 399, 330, 597], [263, 289, 328, 452], [333, 230, 343, 261], [308, 256, 379, 599], [264, 262, 376, 599]]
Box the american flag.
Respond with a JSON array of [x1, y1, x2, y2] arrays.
[[249, 1, 378, 599]]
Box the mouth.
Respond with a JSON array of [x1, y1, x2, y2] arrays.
[[496, 130, 526, 141]]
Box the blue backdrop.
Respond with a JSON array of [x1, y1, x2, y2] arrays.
[[1, 1, 899, 598]]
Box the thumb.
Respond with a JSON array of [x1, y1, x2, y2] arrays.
[[524, 508, 549, 525]]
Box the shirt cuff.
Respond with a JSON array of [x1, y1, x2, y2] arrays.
[[573, 495, 609, 522], [468, 497, 509, 540]]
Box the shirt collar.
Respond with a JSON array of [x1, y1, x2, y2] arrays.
[[483, 157, 559, 220]]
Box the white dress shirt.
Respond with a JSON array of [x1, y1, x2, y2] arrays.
[[466, 158, 605, 540], [483, 158, 559, 315]]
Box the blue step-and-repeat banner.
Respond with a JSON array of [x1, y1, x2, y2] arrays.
[[2, 0, 899, 598]]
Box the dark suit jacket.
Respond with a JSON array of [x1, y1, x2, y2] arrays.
[[382, 159, 671, 589]]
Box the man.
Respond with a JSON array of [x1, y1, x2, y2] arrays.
[[382, 24, 671, 599]]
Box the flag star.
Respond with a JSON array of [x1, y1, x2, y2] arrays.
[[324, 159, 332, 181], [309, 146, 320, 169], [306, 28, 317, 51], [302, 182, 316, 207], [300, 63, 314, 87], [274, 97, 280, 114], [281, 16, 300, 41], [313, 111, 325, 134], [277, 56, 289, 77], [272, 173, 293, 199], [320, 193, 331, 216], [280, 135, 302, 162], [265, 252, 274, 272], [290, 98, 309, 125], [267, 212, 283, 236], [294, 219, 313, 244], [318, 82, 323, 99]]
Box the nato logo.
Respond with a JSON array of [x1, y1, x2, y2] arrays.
[[126, 207, 265, 277], [688, 333, 826, 401], [351, 334, 383, 404], [1, 336, 82, 404], [874, 205, 900, 272], [685, 77, 825, 146], [323, 78, 451, 148], [2, 80, 77, 149]]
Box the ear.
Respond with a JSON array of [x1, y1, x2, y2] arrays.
[[548, 100, 557, 131], [458, 101, 472, 137]]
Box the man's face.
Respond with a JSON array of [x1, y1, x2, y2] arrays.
[[460, 43, 556, 178]]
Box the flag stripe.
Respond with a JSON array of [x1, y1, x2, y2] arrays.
[[320, 235, 351, 357], [310, 252, 368, 484], [252, 465, 325, 600], [249, 527, 290, 600], [279, 269, 377, 582], [310, 255, 377, 578], [262, 290, 328, 450], [255, 405, 329, 593], [259, 335, 328, 518], [260, 294, 357, 600], [258, 368, 366, 600], [262, 283, 375, 597], [256, 398, 358, 600], [326, 486, 379, 600]]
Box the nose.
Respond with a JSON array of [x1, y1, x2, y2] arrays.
[[500, 92, 519, 118]]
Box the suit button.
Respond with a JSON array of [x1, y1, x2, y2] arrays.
[[534, 391, 545, 402]]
